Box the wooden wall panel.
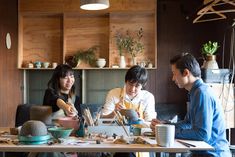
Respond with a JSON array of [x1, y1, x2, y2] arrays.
[[20, 15, 63, 66], [146, 0, 235, 117], [109, 12, 156, 67], [18, 0, 235, 125], [0, 0, 23, 127], [19, 0, 156, 13], [64, 14, 109, 68]]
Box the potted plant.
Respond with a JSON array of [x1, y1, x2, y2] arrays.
[[115, 28, 144, 67], [115, 31, 128, 57], [65, 56, 78, 68], [127, 28, 144, 65], [201, 41, 219, 69], [115, 29, 129, 68], [65, 46, 98, 68]]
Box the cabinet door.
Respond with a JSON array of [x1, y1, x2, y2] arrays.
[[208, 83, 234, 128]]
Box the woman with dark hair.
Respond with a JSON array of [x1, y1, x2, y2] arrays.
[[43, 64, 82, 118]]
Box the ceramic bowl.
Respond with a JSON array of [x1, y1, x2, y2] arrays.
[[56, 117, 80, 130], [43, 62, 50, 68], [120, 109, 139, 122], [19, 120, 50, 145], [20, 120, 47, 136], [48, 127, 73, 139], [34, 62, 41, 68], [96, 58, 106, 68]]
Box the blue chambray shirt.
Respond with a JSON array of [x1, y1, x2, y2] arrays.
[[175, 79, 231, 157]]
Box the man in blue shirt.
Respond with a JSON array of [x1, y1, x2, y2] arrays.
[[151, 53, 231, 157]]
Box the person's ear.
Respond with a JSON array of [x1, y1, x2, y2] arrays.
[[183, 69, 190, 77]]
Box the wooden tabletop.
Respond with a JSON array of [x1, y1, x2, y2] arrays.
[[0, 136, 214, 153]]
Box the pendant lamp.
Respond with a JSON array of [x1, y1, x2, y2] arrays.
[[80, 0, 110, 10]]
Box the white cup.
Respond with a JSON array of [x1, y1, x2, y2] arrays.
[[43, 62, 50, 68], [96, 58, 106, 68], [155, 124, 175, 147], [52, 62, 58, 68]]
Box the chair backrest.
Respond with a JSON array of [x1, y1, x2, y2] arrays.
[[226, 128, 235, 146], [16, 104, 54, 127], [15, 104, 31, 127]]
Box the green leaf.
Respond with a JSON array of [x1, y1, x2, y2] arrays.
[[202, 41, 219, 55]]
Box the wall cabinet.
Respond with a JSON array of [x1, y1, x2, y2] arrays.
[[18, 0, 157, 69]]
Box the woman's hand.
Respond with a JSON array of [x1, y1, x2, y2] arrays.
[[65, 103, 77, 117], [56, 99, 77, 117], [64, 105, 74, 116]]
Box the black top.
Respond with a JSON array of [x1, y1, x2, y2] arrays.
[[43, 88, 82, 117]]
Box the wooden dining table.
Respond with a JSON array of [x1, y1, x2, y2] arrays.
[[0, 127, 214, 156]]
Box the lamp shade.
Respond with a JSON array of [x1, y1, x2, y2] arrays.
[[80, 0, 110, 10]]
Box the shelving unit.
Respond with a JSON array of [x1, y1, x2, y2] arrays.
[[18, 13, 64, 68], [207, 83, 235, 129], [109, 11, 156, 68], [18, 0, 157, 69], [64, 13, 110, 68]]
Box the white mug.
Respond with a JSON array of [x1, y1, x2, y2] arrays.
[[43, 62, 50, 68], [155, 124, 175, 147], [52, 62, 58, 68]]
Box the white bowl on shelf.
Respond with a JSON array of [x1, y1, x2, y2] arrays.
[[42, 62, 50, 68], [96, 58, 106, 68]]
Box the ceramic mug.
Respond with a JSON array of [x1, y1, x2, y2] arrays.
[[34, 61, 41, 68], [132, 127, 141, 136], [148, 63, 153, 68], [28, 63, 34, 68], [43, 62, 50, 68], [52, 62, 58, 68], [155, 124, 175, 147]]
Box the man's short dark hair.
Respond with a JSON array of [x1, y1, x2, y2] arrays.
[[125, 65, 148, 86], [170, 53, 201, 77]]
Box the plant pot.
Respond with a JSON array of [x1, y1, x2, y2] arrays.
[[131, 56, 137, 66], [65, 56, 80, 68], [119, 55, 126, 68], [202, 55, 219, 69]]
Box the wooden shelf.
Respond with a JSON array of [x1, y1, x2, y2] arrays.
[[109, 12, 156, 68], [19, 67, 157, 70], [18, 0, 157, 69], [18, 14, 63, 68], [19, 68, 55, 70], [64, 13, 110, 68]]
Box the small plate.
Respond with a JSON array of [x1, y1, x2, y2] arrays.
[[18, 134, 51, 142], [19, 140, 48, 145]]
